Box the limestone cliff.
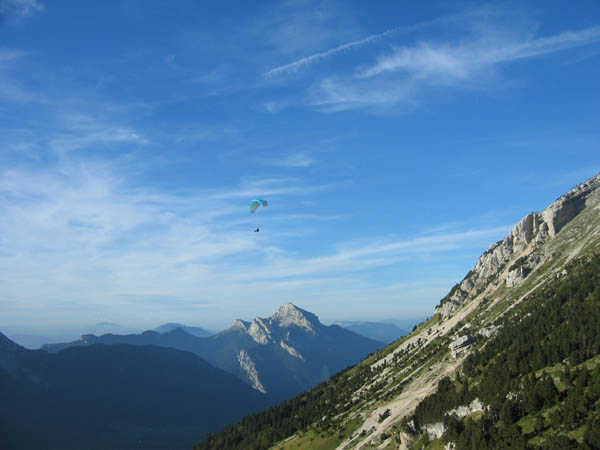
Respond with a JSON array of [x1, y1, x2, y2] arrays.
[[223, 303, 382, 400], [237, 349, 266, 393], [436, 172, 600, 318], [234, 303, 319, 345]]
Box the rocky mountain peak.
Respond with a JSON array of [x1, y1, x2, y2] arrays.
[[232, 319, 249, 330], [541, 172, 600, 237], [272, 303, 320, 332], [247, 317, 272, 344], [436, 172, 600, 319], [231, 304, 321, 345]]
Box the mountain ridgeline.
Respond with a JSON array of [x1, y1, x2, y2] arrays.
[[0, 336, 269, 450], [195, 172, 600, 449], [42, 303, 383, 401], [2, 304, 381, 449], [154, 322, 214, 337]]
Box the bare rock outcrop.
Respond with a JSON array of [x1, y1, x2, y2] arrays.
[[272, 303, 317, 333], [248, 317, 272, 345], [232, 303, 319, 345], [280, 340, 305, 360], [436, 173, 600, 318], [237, 349, 266, 393]]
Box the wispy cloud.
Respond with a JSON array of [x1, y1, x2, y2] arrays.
[[0, 0, 43, 20], [208, 176, 334, 200], [264, 18, 442, 78], [258, 152, 316, 168], [309, 24, 600, 112], [0, 49, 43, 103], [230, 225, 512, 282], [252, 0, 360, 58], [0, 155, 510, 327], [48, 115, 147, 155], [361, 26, 600, 79]]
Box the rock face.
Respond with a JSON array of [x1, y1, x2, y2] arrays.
[[237, 349, 266, 393], [436, 173, 600, 318], [272, 303, 318, 333], [241, 303, 318, 345], [220, 303, 383, 400]]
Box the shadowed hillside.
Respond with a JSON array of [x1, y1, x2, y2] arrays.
[[0, 341, 269, 450]]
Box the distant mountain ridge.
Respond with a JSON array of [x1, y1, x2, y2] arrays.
[[43, 303, 383, 401], [0, 332, 269, 450], [153, 322, 213, 337], [6, 322, 141, 349], [333, 320, 408, 343]]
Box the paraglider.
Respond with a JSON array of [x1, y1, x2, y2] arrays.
[[249, 199, 268, 232], [249, 199, 268, 213]]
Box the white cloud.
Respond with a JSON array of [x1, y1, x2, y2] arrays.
[[264, 17, 443, 78], [49, 124, 147, 155], [208, 176, 334, 200], [0, 156, 511, 327], [0, 49, 43, 103], [362, 26, 600, 80], [308, 24, 600, 112], [0, 161, 344, 321], [224, 225, 511, 285], [0, 164, 260, 306], [258, 152, 316, 168], [252, 0, 359, 57]]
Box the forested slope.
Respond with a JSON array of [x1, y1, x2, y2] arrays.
[[403, 254, 600, 449]]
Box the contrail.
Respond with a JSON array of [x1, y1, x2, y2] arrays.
[[264, 18, 443, 78]]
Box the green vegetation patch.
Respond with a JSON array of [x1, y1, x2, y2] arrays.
[[271, 428, 341, 450], [402, 254, 600, 450]]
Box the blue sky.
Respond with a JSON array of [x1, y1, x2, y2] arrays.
[[1, 0, 599, 332]]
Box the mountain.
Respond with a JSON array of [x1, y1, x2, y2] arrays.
[[154, 322, 214, 337], [5, 322, 140, 349], [334, 320, 408, 343], [86, 321, 139, 335], [0, 332, 269, 450], [194, 172, 600, 449], [5, 333, 71, 349], [203, 303, 384, 400], [43, 303, 383, 401]]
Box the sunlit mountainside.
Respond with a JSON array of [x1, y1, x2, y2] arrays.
[[195, 173, 600, 449]]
